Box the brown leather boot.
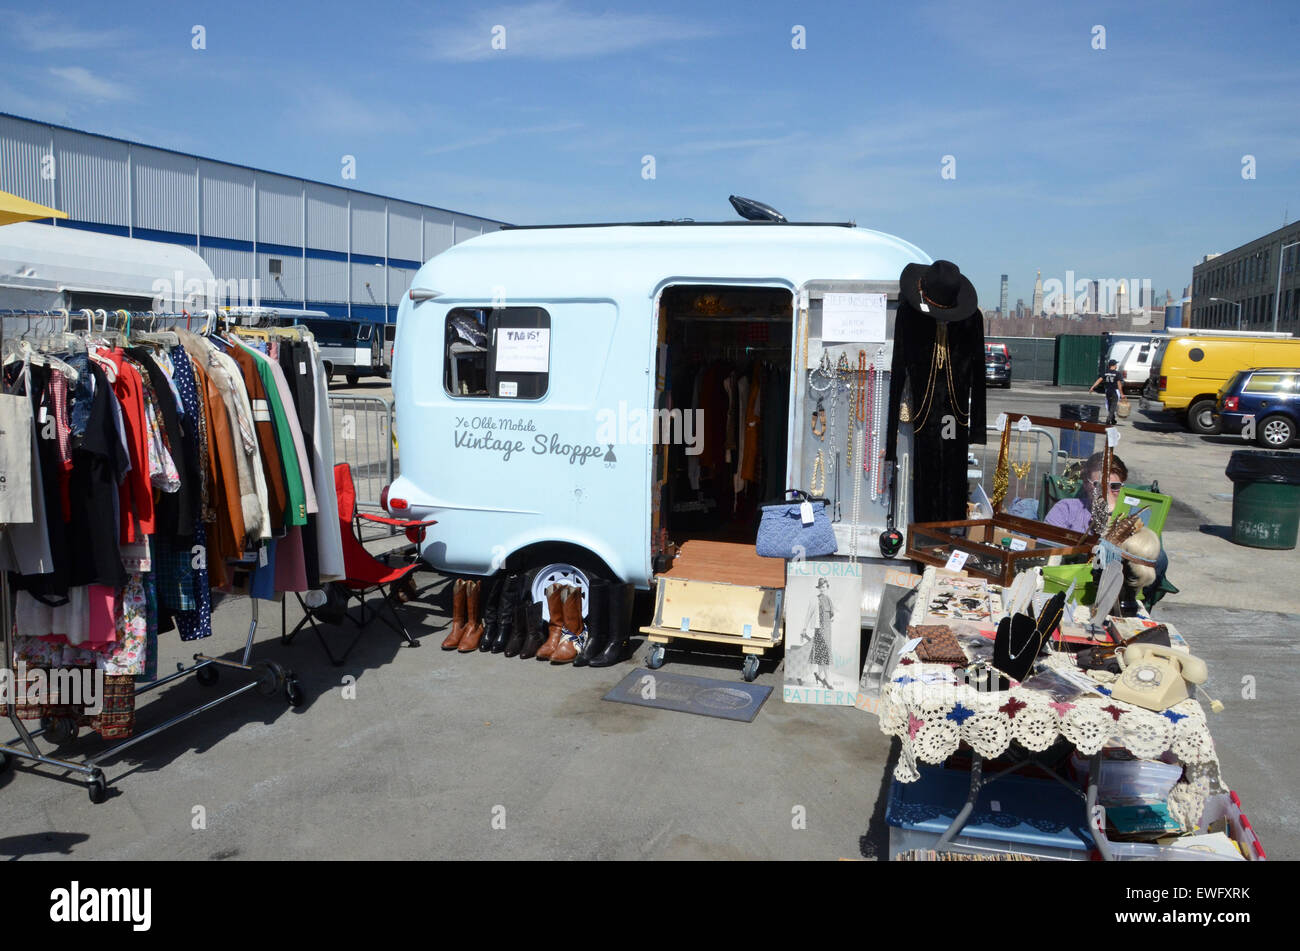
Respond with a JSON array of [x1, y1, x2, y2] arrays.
[[535, 584, 567, 661], [550, 585, 586, 665], [457, 580, 486, 652], [441, 579, 466, 650]]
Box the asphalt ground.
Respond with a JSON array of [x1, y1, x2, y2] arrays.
[[0, 379, 1293, 860]]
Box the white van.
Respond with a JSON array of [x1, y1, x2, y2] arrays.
[[1106, 340, 1157, 392], [388, 221, 927, 603]]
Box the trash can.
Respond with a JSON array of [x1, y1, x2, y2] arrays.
[[1059, 403, 1101, 458], [1224, 450, 1300, 550]]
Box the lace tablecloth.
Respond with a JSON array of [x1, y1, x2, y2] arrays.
[[879, 653, 1226, 828]]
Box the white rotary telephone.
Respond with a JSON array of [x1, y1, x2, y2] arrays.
[[1111, 644, 1208, 712]]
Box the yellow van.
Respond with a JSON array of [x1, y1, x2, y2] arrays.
[[1143, 332, 1300, 433]]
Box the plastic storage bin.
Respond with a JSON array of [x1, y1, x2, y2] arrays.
[[886, 766, 1095, 861], [1069, 754, 1183, 805]]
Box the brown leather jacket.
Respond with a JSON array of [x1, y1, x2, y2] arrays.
[[187, 352, 245, 588], [226, 342, 288, 531]]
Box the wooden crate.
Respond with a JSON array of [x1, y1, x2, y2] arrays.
[[905, 514, 1092, 586]]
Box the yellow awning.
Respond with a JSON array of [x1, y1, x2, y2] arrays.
[[0, 188, 68, 226]]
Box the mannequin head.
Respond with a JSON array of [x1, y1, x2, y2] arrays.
[[1121, 526, 1161, 591]]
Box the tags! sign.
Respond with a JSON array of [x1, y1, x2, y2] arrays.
[[496, 328, 550, 373]]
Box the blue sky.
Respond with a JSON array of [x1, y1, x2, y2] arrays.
[[3, 0, 1298, 309]]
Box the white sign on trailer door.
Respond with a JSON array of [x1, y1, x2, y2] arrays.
[[495, 328, 550, 373], [822, 292, 887, 342]]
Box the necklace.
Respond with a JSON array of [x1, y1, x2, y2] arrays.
[[810, 450, 826, 495], [808, 351, 835, 393], [1010, 421, 1032, 481], [991, 419, 1011, 512], [1004, 617, 1040, 660], [872, 347, 886, 499], [863, 359, 874, 477], [812, 398, 826, 439]]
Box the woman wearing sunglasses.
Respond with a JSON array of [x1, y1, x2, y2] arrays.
[[1045, 451, 1170, 604]]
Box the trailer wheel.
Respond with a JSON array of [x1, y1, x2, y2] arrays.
[[346, 372, 359, 387], [524, 560, 598, 623]]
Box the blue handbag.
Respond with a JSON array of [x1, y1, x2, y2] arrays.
[[756, 490, 837, 559]]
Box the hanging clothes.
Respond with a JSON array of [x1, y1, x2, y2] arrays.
[[4, 316, 344, 738]]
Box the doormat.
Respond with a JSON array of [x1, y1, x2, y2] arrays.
[[602, 667, 771, 722]]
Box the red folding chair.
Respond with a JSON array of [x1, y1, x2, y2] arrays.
[[284, 463, 436, 665]]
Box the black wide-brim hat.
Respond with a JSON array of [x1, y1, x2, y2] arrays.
[[899, 260, 978, 322]]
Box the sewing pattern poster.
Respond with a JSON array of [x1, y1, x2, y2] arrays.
[[783, 560, 862, 705]]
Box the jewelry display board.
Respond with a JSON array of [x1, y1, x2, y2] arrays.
[[791, 282, 912, 562]]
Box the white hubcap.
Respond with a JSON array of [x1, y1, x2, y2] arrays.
[[529, 563, 590, 622]]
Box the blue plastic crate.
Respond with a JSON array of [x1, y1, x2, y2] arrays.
[[887, 765, 1096, 861]]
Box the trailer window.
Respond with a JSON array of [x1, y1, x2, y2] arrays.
[[444, 306, 550, 399]]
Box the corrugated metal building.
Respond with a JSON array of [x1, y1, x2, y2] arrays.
[[0, 112, 505, 321]]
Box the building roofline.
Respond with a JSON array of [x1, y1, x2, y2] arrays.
[[1192, 220, 1300, 269], [1, 111, 509, 228]]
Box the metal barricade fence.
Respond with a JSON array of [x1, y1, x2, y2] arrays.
[[329, 396, 397, 526], [967, 424, 1061, 517]]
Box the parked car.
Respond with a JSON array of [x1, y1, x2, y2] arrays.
[[1214, 368, 1299, 448], [985, 343, 1011, 388], [1141, 331, 1300, 434]]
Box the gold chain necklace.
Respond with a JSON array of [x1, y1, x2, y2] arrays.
[[810, 450, 826, 495], [1010, 422, 1032, 480]]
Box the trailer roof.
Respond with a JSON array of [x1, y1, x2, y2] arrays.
[[410, 223, 931, 302]]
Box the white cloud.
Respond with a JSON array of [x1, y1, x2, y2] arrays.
[[432, 1, 718, 62], [48, 66, 130, 102], [426, 120, 586, 156], [12, 14, 129, 51]]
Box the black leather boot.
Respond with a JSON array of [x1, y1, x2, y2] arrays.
[[574, 579, 609, 667], [503, 590, 531, 657], [478, 574, 503, 652], [589, 581, 632, 667], [490, 574, 521, 652], [518, 600, 547, 659]]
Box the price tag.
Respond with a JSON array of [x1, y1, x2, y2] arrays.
[[944, 550, 969, 572], [1123, 496, 1139, 507], [680, 616, 690, 632], [901, 636, 923, 655], [1106, 426, 1121, 447], [995, 412, 1008, 432], [38, 406, 48, 424], [298, 361, 307, 375], [990, 800, 1002, 813], [800, 501, 814, 526], [742, 623, 753, 639], [1017, 415, 1031, 432], [257, 546, 268, 566], [1008, 538, 1028, 552]]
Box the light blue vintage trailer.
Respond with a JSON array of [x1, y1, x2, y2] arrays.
[[388, 220, 928, 607]]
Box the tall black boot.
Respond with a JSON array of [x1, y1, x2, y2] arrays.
[[589, 581, 632, 667], [490, 574, 522, 652], [518, 600, 547, 659], [478, 574, 503, 652], [503, 589, 531, 657], [574, 579, 609, 668]]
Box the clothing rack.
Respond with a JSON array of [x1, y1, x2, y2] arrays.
[[0, 309, 304, 803]]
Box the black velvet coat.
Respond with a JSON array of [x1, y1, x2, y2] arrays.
[[886, 302, 987, 523]]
